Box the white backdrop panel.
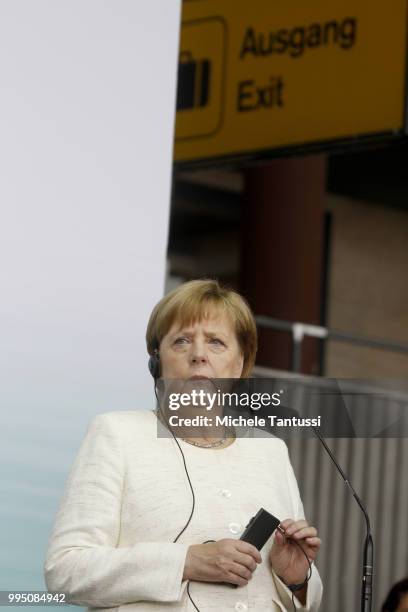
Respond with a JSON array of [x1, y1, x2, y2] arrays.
[[0, 0, 181, 600]]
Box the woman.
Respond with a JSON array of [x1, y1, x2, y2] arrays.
[[44, 279, 323, 611]]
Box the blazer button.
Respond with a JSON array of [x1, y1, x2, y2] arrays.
[[234, 602, 247, 611], [220, 489, 232, 498], [229, 522, 241, 534]]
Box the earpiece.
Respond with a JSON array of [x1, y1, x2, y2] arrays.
[[148, 349, 160, 380]]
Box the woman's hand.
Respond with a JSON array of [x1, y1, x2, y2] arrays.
[[183, 539, 262, 586], [269, 519, 321, 586]]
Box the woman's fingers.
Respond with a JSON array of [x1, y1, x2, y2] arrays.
[[229, 560, 254, 583], [225, 570, 250, 587], [290, 526, 317, 540], [225, 548, 261, 584], [214, 540, 262, 585], [279, 518, 296, 532], [279, 519, 319, 543], [305, 537, 321, 546], [235, 540, 262, 564], [277, 519, 321, 559], [184, 539, 264, 584], [283, 519, 309, 536], [233, 551, 259, 572]]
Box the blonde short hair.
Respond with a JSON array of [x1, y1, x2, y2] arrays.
[[146, 279, 257, 377]]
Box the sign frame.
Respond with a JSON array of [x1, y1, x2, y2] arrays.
[[174, 0, 408, 169]]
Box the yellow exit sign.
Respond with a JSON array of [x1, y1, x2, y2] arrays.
[[174, 0, 408, 164]]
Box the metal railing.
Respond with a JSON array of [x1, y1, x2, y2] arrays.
[[255, 315, 408, 372]]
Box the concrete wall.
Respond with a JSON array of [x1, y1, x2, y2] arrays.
[[325, 194, 408, 377]]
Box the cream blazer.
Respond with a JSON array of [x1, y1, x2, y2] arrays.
[[44, 410, 323, 611]]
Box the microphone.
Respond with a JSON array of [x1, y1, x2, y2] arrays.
[[262, 402, 373, 612], [310, 427, 373, 612]]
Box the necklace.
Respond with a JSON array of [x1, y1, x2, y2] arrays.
[[154, 409, 235, 449], [182, 427, 236, 449]]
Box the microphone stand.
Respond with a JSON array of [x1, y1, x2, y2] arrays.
[[312, 427, 373, 612]]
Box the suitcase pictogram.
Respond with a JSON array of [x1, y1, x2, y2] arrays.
[[176, 51, 211, 111]]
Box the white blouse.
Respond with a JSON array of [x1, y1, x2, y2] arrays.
[[44, 410, 323, 611]]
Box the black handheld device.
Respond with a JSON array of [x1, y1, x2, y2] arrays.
[[226, 508, 281, 589], [239, 507, 281, 550]]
